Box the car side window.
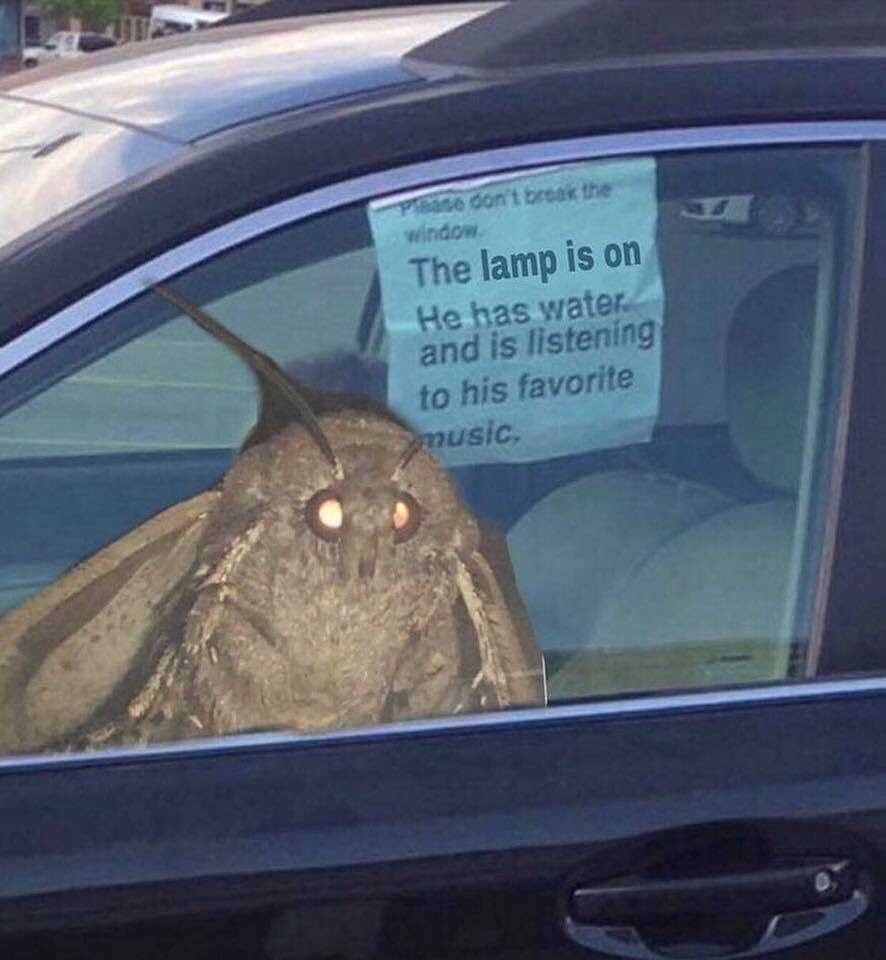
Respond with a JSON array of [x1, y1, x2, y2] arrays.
[[78, 34, 115, 52], [0, 145, 861, 755], [0, 204, 379, 611]]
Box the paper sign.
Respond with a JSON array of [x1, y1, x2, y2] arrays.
[[368, 158, 664, 466]]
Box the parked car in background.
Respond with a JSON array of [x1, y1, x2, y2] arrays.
[[148, 3, 228, 37], [681, 193, 823, 236], [4, 1, 886, 958], [21, 30, 116, 68]]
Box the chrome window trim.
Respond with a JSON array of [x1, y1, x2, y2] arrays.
[[1, 118, 882, 379], [3, 676, 886, 771], [0, 118, 877, 767]]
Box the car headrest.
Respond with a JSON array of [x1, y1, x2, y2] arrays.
[[726, 264, 818, 494]]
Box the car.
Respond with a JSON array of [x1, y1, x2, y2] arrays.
[[680, 194, 823, 237], [21, 30, 117, 68], [2, 0, 886, 957], [148, 4, 229, 38]]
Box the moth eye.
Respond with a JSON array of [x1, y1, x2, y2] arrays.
[[392, 500, 410, 530], [392, 492, 422, 544], [306, 490, 344, 542], [318, 498, 343, 530]]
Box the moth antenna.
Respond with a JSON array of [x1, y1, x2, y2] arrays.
[[150, 282, 343, 478], [390, 436, 423, 483]]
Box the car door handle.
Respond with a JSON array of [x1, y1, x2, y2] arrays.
[[564, 858, 870, 959]]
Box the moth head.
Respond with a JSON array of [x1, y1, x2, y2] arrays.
[[307, 431, 421, 540], [291, 419, 473, 582], [150, 283, 477, 582]]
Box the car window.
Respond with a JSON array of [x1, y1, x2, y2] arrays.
[[78, 34, 115, 53], [0, 145, 860, 755]]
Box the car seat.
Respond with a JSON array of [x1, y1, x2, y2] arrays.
[[507, 264, 818, 699]]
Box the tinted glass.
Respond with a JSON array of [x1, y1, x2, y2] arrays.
[[0, 146, 860, 754]]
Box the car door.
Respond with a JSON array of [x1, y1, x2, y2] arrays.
[[1, 110, 886, 960], [59, 32, 78, 57]]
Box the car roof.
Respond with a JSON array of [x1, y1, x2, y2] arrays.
[[221, 0, 497, 23], [0, 4, 497, 143], [5, 0, 886, 146], [5, 0, 886, 338], [407, 0, 886, 75]]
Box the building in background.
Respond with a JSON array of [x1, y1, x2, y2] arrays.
[[0, 0, 23, 73], [23, 2, 56, 42]]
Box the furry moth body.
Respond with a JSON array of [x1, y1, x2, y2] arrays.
[[0, 286, 544, 752]]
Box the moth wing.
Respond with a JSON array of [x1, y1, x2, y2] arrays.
[[0, 491, 219, 753], [456, 526, 546, 710]]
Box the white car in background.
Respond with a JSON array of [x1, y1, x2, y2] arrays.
[[148, 4, 228, 37], [22, 31, 116, 69], [681, 192, 822, 236]]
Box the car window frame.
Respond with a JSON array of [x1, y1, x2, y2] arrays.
[[0, 120, 871, 770]]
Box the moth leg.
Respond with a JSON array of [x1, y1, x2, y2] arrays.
[[192, 583, 282, 650], [82, 591, 297, 748], [178, 592, 300, 736], [456, 551, 546, 710], [384, 599, 483, 722]]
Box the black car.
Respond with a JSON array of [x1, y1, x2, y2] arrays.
[[2, 1, 886, 957]]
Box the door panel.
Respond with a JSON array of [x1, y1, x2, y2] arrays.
[[1, 689, 886, 957]]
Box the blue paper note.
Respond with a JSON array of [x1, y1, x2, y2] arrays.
[[369, 158, 664, 466]]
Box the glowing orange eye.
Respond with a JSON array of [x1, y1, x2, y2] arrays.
[[392, 492, 421, 544], [392, 499, 411, 531], [306, 490, 344, 542], [317, 497, 343, 531]]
